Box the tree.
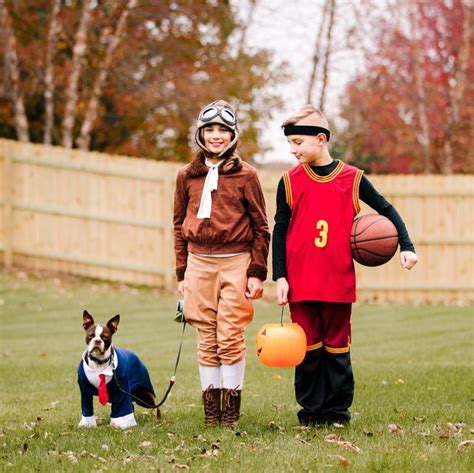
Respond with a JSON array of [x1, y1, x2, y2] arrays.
[[0, 0, 287, 161], [0, 0, 29, 142], [339, 0, 474, 174]]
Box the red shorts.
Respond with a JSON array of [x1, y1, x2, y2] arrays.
[[289, 301, 352, 353]]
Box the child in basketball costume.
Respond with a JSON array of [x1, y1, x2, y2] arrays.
[[174, 100, 270, 426], [272, 104, 418, 426]]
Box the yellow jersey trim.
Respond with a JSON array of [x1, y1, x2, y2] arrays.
[[352, 169, 364, 214], [307, 342, 323, 351], [324, 345, 351, 354], [283, 171, 293, 208], [303, 160, 344, 183]]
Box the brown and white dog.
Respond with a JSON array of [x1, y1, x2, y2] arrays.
[[78, 310, 159, 428]]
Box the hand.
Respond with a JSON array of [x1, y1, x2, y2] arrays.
[[276, 277, 289, 306], [246, 277, 263, 299], [178, 280, 185, 296], [400, 251, 418, 270]]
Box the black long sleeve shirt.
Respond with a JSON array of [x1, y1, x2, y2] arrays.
[[272, 160, 416, 281]]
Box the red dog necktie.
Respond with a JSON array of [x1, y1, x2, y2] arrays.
[[98, 374, 109, 406]]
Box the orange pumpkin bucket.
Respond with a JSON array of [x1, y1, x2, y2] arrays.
[[256, 307, 307, 368]]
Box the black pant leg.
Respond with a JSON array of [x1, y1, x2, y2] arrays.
[[294, 348, 325, 424], [321, 351, 354, 423]]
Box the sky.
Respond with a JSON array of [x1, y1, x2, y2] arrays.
[[233, 0, 366, 163]]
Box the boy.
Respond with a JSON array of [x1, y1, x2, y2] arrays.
[[273, 104, 418, 426], [173, 99, 270, 426]]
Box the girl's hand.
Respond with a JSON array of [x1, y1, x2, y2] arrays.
[[276, 277, 289, 306], [400, 251, 418, 270], [246, 277, 263, 299], [178, 280, 185, 296]]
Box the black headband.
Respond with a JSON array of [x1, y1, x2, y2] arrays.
[[283, 125, 330, 141]]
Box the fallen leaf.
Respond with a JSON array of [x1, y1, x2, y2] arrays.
[[363, 430, 374, 437], [172, 463, 190, 469], [101, 444, 109, 451], [339, 441, 361, 453], [333, 423, 345, 429], [414, 416, 426, 422], [388, 424, 404, 435], [64, 451, 78, 464], [329, 454, 350, 466], [140, 441, 152, 448], [395, 379, 405, 384], [324, 434, 341, 442], [456, 440, 474, 453], [44, 401, 59, 411], [438, 430, 451, 439]]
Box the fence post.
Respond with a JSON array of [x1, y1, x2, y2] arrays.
[[3, 142, 13, 270]]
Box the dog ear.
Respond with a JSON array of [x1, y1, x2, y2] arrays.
[[107, 314, 120, 334], [83, 310, 95, 330]]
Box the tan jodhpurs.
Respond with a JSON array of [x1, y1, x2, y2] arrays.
[[184, 252, 254, 366]]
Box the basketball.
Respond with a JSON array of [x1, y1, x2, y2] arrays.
[[351, 214, 398, 266]]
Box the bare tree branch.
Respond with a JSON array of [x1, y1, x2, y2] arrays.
[[1, 0, 29, 142], [443, 3, 472, 174], [76, 0, 138, 150], [306, 0, 329, 104], [43, 0, 61, 145], [319, 0, 336, 111], [236, 0, 258, 58], [62, 0, 95, 149], [408, 1, 431, 174]]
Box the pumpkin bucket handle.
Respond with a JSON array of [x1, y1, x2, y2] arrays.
[[280, 305, 285, 326]]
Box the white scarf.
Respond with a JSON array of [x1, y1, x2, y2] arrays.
[[197, 158, 223, 219]]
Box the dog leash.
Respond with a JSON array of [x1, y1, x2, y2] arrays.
[[112, 317, 187, 409]]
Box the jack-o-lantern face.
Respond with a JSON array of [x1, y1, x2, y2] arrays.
[[256, 323, 307, 368]]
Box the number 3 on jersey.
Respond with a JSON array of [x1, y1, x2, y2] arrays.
[[314, 219, 328, 248]]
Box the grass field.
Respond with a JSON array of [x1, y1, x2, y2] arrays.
[[1, 272, 473, 472]]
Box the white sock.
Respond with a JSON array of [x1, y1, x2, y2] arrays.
[[199, 365, 221, 390], [222, 359, 245, 390]]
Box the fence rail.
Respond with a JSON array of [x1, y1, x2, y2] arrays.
[[1, 139, 473, 303]]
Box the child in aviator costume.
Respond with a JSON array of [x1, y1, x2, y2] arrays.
[[173, 100, 270, 426]]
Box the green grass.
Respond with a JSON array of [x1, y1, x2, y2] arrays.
[[1, 272, 473, 472]]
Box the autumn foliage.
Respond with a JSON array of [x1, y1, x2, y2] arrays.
[[340, 0, 473, 174], [0, 0, 287, 161]]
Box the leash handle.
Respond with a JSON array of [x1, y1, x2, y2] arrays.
[[112, 320, 187, 409]]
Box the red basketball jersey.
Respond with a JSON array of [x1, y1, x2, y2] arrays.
[[283, 161, 363, 303]]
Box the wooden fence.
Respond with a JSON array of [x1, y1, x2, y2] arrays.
[[1, 139, 473, 303]]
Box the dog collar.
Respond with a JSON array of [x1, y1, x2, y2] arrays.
[[87, 351, 113, 366]]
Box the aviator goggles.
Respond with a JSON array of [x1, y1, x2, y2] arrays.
[[199, 106, 236, 126]]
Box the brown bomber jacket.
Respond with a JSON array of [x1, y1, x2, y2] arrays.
[[173, 152, 270, 282]]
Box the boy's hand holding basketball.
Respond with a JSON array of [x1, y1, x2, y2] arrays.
[[246, 277, 263, 299], [400, 251, 418, 270], [276, 277, 289, 306]]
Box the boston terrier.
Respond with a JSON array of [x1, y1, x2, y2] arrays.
[[78, 310, 159, 429]]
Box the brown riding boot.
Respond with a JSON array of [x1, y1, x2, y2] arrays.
[[221, 388, 241, 426], [202, 385, 221, 426]]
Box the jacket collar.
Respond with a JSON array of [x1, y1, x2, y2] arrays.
[[186, 152, 243, 177]]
